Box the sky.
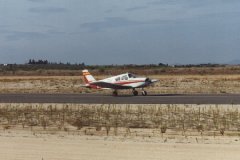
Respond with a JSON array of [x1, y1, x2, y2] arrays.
[[0, 0, 240, 65]]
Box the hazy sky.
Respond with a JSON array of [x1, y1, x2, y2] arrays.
[[0, 0, 240, 64]]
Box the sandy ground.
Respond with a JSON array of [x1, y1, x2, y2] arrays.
[[0, 131, 239, 160], [0, 104, 239, 160]]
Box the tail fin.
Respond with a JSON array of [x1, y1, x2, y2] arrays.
[[82, 70, 96, 84]]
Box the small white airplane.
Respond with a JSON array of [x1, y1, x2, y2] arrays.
[[81, 69, 158, 96]]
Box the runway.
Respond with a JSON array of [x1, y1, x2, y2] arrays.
[[0, 93, 239, 104]]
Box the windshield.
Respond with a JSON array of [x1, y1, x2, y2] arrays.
[[128, 73, 136, 78]]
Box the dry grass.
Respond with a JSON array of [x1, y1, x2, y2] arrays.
[[0, 75, 240, 94], [0, 103, 240, 137], [0, 76, 84, 94], [149, 75, 240, 94]]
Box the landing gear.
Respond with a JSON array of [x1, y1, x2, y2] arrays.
[[141, 90, 147, 96], [113, 90, 118, 96], [132, 89, 147, 96], [132, 89, 138, 96]]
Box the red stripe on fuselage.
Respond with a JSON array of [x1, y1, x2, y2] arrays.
[[114, 80, 145, 85]]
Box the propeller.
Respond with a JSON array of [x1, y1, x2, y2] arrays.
[[145, 77, 158, 83]]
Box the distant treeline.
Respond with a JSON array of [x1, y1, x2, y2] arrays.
[[174, 63, 225, 68], [0, 59, 86, 71], [26, 59, 226, 68], [0, 59, 228, 72], [0, 59, 235, 76]]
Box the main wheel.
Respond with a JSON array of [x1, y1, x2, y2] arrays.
[[113, 90, 118, 96], [142, 91, 147, 96], [133, 90, 138, 96]]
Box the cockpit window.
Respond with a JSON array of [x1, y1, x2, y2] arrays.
[[115, 77, 120, 81], [121, 75, 128, 80], [128, 73, 136, 78]]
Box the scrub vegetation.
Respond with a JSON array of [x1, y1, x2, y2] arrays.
[[0, 103, 240, 137]]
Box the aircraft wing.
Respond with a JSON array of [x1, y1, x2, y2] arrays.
[[90, 81, 132, 89]]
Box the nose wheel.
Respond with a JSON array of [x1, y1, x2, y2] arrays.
[[141, 90, 147, 96], [132, 89, 147, 96]]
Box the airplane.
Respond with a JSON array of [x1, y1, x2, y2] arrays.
[[81, 69, 158, 96]]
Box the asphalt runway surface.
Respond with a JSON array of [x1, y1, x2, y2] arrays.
[[0, 93, 239, 104]]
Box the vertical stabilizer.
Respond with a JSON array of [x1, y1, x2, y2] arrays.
[[82, 70, 96, 84]]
